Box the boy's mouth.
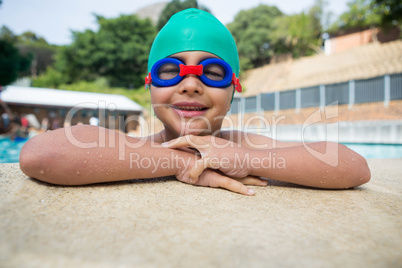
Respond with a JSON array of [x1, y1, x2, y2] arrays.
[[171, 102, 208, 111], [173, 106, 207, 111], [171, 102, 209, 117]]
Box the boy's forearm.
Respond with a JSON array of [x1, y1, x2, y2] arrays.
[[247, 142, 371, 189], [19, 125, 194, 185]]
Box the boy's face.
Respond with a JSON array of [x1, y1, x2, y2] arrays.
[[150, 51, 234, 139]]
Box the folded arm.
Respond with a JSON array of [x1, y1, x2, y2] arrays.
[[20, 125, 187, 185]]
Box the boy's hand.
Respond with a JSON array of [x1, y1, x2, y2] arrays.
[[176, 168, 267, 196], [164, 135, 253, 183], [173, 143, 266, 196]]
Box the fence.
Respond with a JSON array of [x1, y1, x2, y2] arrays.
[[229, 73, 402, 114]]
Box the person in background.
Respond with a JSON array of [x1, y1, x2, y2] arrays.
[[41, 117, 49, 131]]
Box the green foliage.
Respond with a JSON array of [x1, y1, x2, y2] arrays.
[[0, 26, 57, 78], [0, 26, 18, 43], [57, 14, 156, 88], [227, 4, 283, 71], [328, 0, 382, 33], [0, 39, 31, 86], [157, 0, 210, 30], [17, 43, 57, 77], [272, 1, 326, 58], [371, 0, 402, 27], [32, 66, 67, 88], [18, 31, 49, 45], [59, 77, 110, 92], [17, 31, 58, 77]]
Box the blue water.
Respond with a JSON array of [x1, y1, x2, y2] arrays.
[[0, 137, 401, 163], [0, 136, 29, 163], [343, 143, 402, 159]]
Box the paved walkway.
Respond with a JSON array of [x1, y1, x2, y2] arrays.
[[1, 159, 401, 267]]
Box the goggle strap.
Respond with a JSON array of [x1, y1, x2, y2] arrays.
[[232, 73, 242, 93], [145, 73, 151, 89], [179, 64, 203, 77]]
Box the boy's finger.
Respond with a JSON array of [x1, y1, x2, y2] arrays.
[[189, 153, 223, 182], [161, 136, 191, 148], [189, 159, 207, 182], [217, 175, 255, 196], [162, 135, 210, 150]]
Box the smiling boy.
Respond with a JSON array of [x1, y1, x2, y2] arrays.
[[19, 9, 370, 195]]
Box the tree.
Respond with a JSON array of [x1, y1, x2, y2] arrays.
[[0, 27, 56, 78], [0, 39, 31, 86], [328, 0, 382, 33], [0, 26, 18, 43], [157, 0, 210, 30], [271, 0, 327, 58], [32, 66, 67, 88], [371, 0, 402, 27], [16, 31, 57, 78], [56, 14, 157, 88], [227, 4, 283, 71]]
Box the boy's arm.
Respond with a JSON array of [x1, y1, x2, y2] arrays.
[[19, 125, 189, 185], [237, 132, 371, 188], [246, 141, 371, 189]]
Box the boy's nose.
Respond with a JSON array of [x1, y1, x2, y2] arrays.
[[178, 75, 204, 95]]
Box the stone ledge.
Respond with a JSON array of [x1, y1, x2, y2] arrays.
[[1, 160, 401, 267]]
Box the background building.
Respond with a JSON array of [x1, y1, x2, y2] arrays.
[[0, 86, 143, 134]]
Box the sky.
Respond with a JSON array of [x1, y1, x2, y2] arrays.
[[0, 0, 350, 46]]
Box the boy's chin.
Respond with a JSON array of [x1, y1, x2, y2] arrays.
[[178, 129, 208, 137], [164, 120, 223, 137], [171, 126, 216, 137]]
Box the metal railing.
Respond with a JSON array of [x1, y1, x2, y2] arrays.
[[229, 73, 402, 114]]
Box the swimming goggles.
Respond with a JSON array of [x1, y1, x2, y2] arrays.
[[145, 58, 242, 92]]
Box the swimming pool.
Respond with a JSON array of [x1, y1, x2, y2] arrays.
[[0, 136, 29, 163], [343, 143, 402, 159], [0, 136, 401, 163]]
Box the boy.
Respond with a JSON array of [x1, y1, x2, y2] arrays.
[[19, 9, 370, 195]]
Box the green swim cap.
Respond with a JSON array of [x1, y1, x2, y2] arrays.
[[148, 8, 240, 76]]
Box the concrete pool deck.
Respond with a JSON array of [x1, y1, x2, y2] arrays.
[[0, 159, 401, 267]]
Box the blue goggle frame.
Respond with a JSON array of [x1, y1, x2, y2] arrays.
[[145, 58, 242, 92]]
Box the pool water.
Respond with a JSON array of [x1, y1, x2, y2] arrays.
[[0, 136, 29, 163], [0, 136, 401, 163], [343, 143, 402, 159]]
